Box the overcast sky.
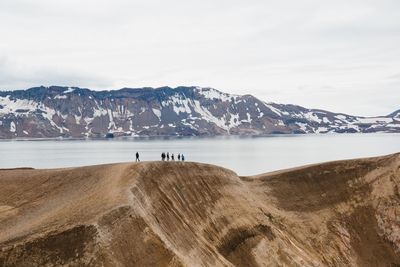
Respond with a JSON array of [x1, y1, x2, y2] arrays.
[[0, 0, 399, 116]]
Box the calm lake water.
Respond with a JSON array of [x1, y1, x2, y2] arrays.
[[0, 134, 399, 176]]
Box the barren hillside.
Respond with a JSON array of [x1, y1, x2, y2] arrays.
[[1, 153, 400, 266]]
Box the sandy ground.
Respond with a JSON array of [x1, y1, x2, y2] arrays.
[[0, 153, 400, 266]]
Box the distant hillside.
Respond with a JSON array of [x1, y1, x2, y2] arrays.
[[0, 86, 399, 138]]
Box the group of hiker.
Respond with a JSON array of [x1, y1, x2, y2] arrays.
[[135, 152, 185, 162], [161, 152, 184, 161]]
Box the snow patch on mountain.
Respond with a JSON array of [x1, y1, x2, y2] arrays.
[[296, 122, 308, 132], [163, 95, 192, 115], [108, 110, 115, 130], [64, 87, 75, 94], [54, 95, 68, 100], [228, 114, 240, 128], [322, 117, 330, 123], [192, 100, 226, 130], [264, 103, 282, 116], [356, 117, 393, 124], [152, 108, 162, 120], [0, 96, 38, 114], [93, 107, 108, 117], [335, 115, 350, 122], [304, 112, 322, 123], [197, 87, 236, 102], [241, 113, 252, 123], [315, 127, 329, 133], [277, 120, 285, 126], [10, 121, 16, 132]]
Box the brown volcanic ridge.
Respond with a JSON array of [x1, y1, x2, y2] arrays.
[[1, 153, 400, 267]]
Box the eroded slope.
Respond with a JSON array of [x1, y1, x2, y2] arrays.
[[0, 153, 400, 266]]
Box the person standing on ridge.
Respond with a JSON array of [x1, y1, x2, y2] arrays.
[[182, 154, 185, 161], [167, 152, 170, 161], [177, 153, 181, 161], [171, 153, 175, 161], [135, 152, 140, 162], [161, 152, 166, 161]]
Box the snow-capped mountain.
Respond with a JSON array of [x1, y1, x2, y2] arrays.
[[0, 86, 399, 138]]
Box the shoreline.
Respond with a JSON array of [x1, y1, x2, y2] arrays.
[[0, 131, 399, 142]]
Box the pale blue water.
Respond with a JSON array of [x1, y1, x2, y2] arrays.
[[0, 134, 399, 176]]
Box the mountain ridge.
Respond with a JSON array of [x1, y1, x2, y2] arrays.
[[1, 153, 400, 266], [0, 85, 399, 138]]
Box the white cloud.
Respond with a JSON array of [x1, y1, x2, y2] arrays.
[[0, 0, 399, 116], [0, 56, 113, 89]]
